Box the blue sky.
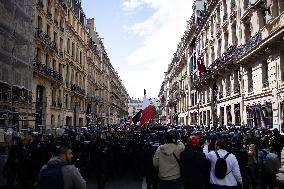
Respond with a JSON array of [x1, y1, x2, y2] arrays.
[[81, 0, 193, 99]]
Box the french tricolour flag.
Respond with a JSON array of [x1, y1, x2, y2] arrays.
[[139, 89, 156, 127]]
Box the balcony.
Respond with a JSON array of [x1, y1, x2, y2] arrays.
[[33, 60, 63, 82], [71, 84, 86, 96], [236, 32, 262, 58], [35, 28, 58, 53]]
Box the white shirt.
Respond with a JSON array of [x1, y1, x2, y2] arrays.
[[203, 145, 242, 186]]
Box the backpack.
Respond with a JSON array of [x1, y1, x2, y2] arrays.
[[262, 150, 281, 175], [214, 152, 231, 179], [39, 162, 67, 189]]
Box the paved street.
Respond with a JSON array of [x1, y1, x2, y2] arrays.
[[85, 150, 284, 189], [86, 174, 143, 189]]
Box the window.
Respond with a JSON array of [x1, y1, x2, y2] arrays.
[[36, 48, 41, 62], [65, 94, 68, 109], [224, 32, 229, 51], [47, 0, 51, 12], [234, 104, 241, 125], [52, 59, 56, 70], [244, 0, 249, 10], [211, 47, 215, 63], [217, 39, 222, 58], [227, 105, 232, 125], [45, 54, 49, 65], [58, 90, 62, 106], [258, 9, 267, 29], [231, 0, 236, 10], [53, 32, 57, 44], [207, 89, 211, 102], [51, 115, 55, 127], [217, 7, 221, 23], [51, 89, 56, 105], [247, 67, 253, 92], [219, 81, 223, 99], [234, 70, 240, 93], [231, 23, 237, 45], [72, 43, 74, 57], [262, 60, 269, 88], [223, 0, 227, 21], [37, 16, 42, 29], [58, 115, 61, 127], [226, 75, 231, 96], [220, 107, 224, 126], [47, 24, 50, 37], [203, 111, 206, 125], [206, 53, 209, 68], [244, 21, 251, 41], [67, 38, 70, 53], [60, 38, 63, 52], [210, 19, 214, 35], [59, 63, 62, 75], [281, 52, 284, 81]]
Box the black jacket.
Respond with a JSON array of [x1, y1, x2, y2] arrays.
[[180, 147, 208, 189]]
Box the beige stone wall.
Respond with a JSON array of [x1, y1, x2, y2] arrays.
[[160, 0, 284, 131]]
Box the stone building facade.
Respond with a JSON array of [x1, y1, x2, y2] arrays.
[[0, 0, 35, 129], [32, 0, 128, 129], [160, 0, 284, 132]]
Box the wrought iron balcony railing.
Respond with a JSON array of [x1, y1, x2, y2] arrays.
[[71, 84, 86, 96], [35, 28, 58, 52], [33, 60, 63, 82], [236, 32, 262, 58]]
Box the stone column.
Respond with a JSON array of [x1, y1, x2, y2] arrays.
[[269, 53, 281, 129]]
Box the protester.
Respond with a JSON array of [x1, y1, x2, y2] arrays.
[[203, 138, 243, 189], [180, 135, 208, 189], [153, 130, 185, 189], [39, 145, 86, 189], [258, 137, 281, 189], [0, 124, 282, 189]]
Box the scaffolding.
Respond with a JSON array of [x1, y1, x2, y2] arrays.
[[0, 0, 36, 130]]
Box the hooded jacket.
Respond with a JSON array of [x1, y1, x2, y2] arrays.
[[153, 141, 185, 180], [39, 157, 86, 189]]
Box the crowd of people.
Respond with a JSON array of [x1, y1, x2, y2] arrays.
[[0, 124, 282, 189]]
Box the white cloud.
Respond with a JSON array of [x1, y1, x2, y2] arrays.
[[121, 0, 193, 98]]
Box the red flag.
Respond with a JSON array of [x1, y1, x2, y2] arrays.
[[139, 105, 156, 127], [197, 57, 206, 74], [128, 116, 132, 124], [138, 89, 156, 127]]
